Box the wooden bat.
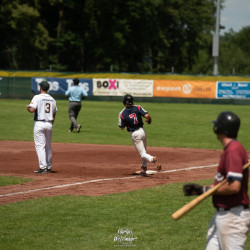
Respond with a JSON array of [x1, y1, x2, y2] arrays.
[[171, 161, 250, 221]]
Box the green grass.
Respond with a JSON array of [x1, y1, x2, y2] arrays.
[[1, 180, 250, 250], [0, 176, 31, 186], [1, 99, 250, 249], [0, 181, 219, 250], [1, 99, 250, 149]]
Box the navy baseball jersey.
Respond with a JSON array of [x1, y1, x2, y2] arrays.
[[118, 105, 148, 132]]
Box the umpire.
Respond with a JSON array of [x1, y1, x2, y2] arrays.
[[65, 78, 88, 133]]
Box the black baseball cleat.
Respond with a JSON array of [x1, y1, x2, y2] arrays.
[[47, 169, 53, 173], [34, 168, 48, 174]]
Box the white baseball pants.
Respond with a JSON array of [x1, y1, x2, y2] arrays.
[[130, 128, 154, 167], [34, 121, 53, 170], [205, 205, 250, 250]]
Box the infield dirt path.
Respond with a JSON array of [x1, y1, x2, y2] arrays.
[[0, 141, 228, 205]]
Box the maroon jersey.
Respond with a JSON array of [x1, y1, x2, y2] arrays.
[[213, 140, 249, 209]]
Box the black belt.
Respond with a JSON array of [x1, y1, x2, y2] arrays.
[[130, 127, 143, 132], [70, 101, 81, 103], [217, 205, 249, 211], [36, 120, 52, 122]]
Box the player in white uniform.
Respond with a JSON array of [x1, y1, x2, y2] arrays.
[[27, 81, 58, 174]]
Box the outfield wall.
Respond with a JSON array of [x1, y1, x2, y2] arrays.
[[1, 71, 250, 104]]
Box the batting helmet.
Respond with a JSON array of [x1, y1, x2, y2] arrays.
[[123, 94, 133, 106], [213, 111, 240, 138]]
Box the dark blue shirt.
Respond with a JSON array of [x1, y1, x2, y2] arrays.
[[118, 105, 148, 132]]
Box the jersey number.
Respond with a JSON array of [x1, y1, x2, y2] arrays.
[[129, 113, 138, 124], [45, 103, 51, 113]]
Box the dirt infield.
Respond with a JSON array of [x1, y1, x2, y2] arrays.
[[0, 141, 225, 205]]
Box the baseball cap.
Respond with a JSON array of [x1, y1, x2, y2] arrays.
[[39, 81, 50, 91]]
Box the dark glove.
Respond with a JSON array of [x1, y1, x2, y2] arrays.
[[145, 115, 152, 124], [183, 183, 203, 196]]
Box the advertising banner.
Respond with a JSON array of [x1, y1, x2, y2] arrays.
[[31, 77, 93, 95], [154, 80, 216, 98], [217, 82, 250, 99], [93, 79, 154, 97]]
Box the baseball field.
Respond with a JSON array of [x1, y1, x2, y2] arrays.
[[0, 99, 250, 249]]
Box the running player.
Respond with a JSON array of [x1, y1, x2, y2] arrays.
[[118, 94, 159, 175], [27, 81, 58, 174]]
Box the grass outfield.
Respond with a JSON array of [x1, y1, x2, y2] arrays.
[[1, 99, 250, 249], [1, 99, 250, 149]]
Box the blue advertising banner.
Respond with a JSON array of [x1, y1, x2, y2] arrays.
[[31, 77, 93, 95], [217, 82, 250, 99]]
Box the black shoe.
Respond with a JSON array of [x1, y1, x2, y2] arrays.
[[34, 168, 48, 174], [47, 169, 52, 173], [76, 124, 81, 133]]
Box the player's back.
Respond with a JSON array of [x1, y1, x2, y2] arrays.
[[35, 93, 57, 122], [121, 105, 146, 132]]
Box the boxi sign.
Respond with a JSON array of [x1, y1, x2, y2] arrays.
[[96, 79, 119, 89]]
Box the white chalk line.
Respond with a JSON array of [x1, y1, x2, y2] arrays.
[[0, 163, 217, 198]]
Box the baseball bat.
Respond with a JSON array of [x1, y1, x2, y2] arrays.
[[171, 161, 250, 221]]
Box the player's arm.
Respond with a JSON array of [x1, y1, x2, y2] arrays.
[[118, 112, 125, 130], [213, 180, 241, 195], [26, 105, 35, 113], [52, 113, 56, 124], [65, 88, 70, 96]]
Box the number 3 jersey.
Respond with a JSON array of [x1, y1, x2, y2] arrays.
[[28, 93, 57, 122], [118, 105, 148, 132]]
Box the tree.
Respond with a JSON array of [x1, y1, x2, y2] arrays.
[[0, 1, 49, 69], [219, 27, 250, 75]]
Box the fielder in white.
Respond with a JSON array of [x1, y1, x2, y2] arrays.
[[27, 81, 58, 174]]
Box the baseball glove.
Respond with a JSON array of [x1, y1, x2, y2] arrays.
[[183, 183, 203, 196], [145, 115, 152, 124]]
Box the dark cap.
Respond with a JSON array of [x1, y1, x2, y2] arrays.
[[73, 78, 79, 85], [39, 81, 50, 91]]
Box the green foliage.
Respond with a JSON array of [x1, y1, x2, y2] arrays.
[[0, 0, 217, 73], [219, 27, 250, 75], [0, 1, 49, 70], [1, 0, 249, 74]]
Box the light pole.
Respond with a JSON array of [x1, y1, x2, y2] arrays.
[[212, 0, 220, 75]]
